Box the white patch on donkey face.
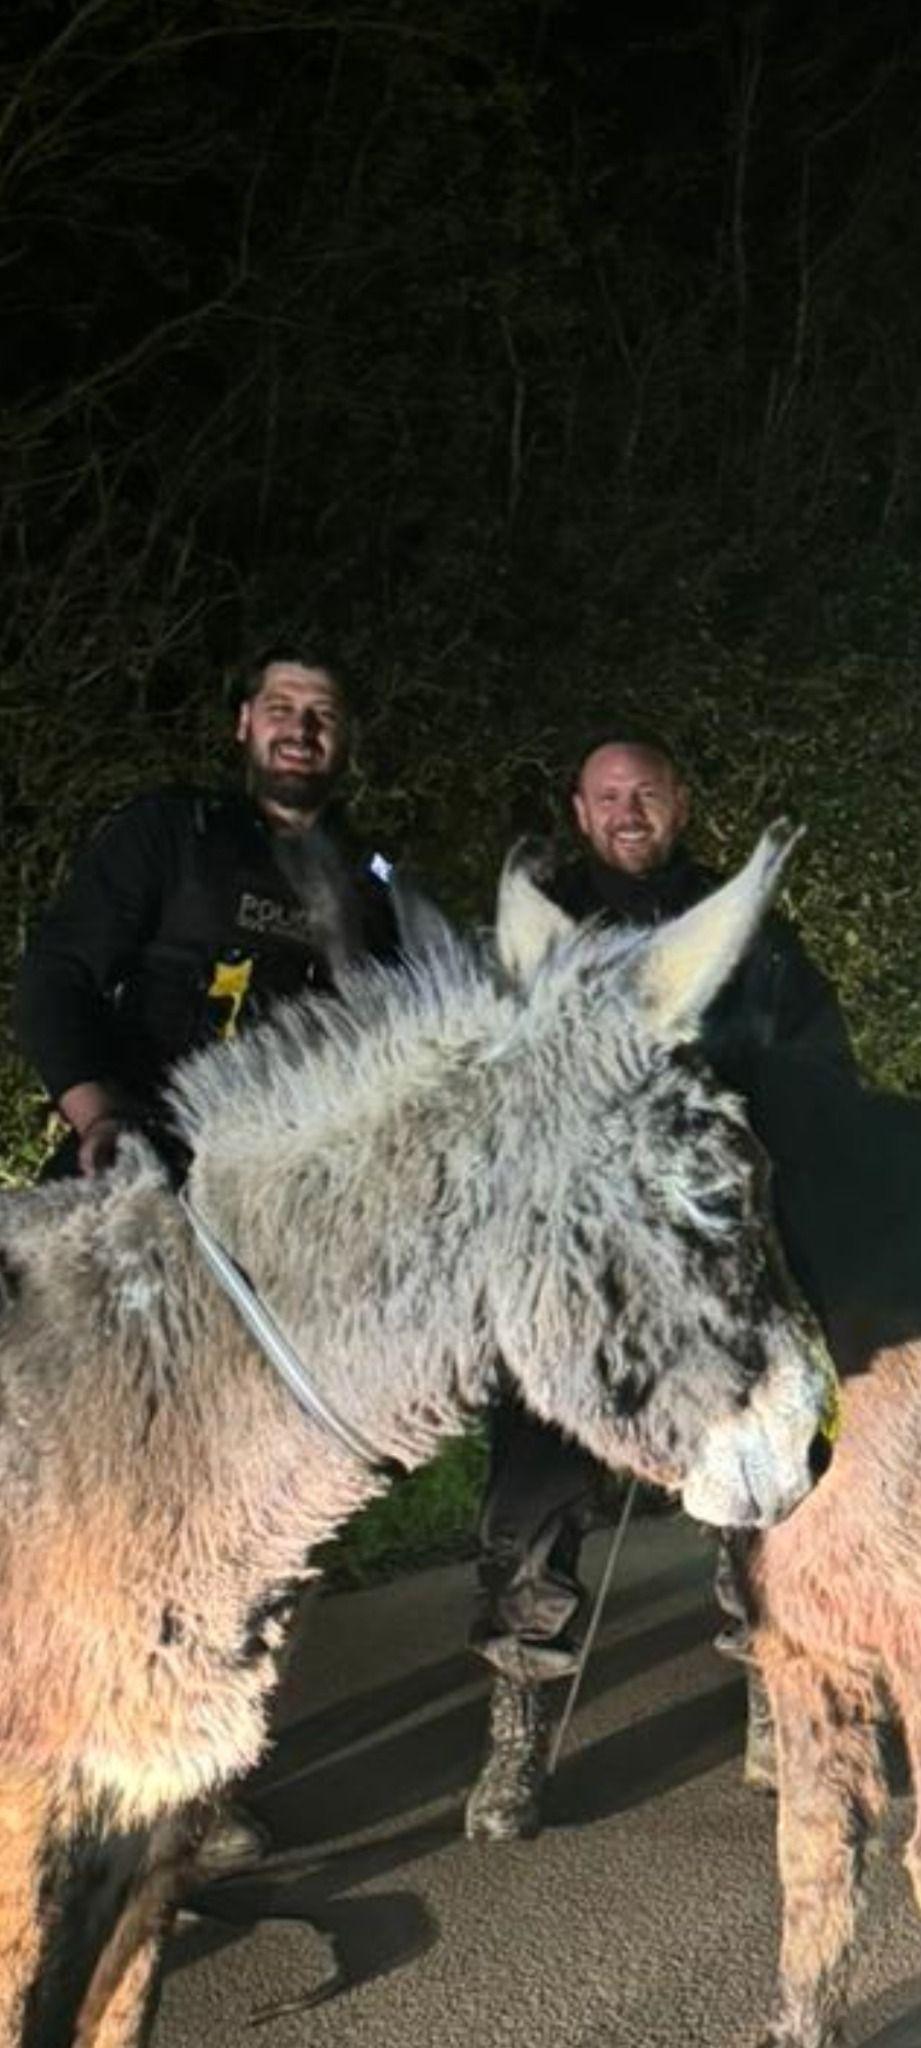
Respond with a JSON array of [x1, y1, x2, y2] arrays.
[[682, 1332, 833, 1528]]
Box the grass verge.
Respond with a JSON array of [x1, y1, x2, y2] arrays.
[[317, 1429, 488, 1588]]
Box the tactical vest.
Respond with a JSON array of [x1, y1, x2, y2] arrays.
[[111, 793, 399, 1092]]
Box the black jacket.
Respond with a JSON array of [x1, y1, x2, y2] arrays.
[[549, 849, 921, 1378], [13, 789, 401, 1106]]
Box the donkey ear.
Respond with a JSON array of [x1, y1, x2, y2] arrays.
[[496, 845, 577, 986], [634, 819, 804, 1041]]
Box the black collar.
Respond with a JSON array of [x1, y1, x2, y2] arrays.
[[553, 846, 716, 927]]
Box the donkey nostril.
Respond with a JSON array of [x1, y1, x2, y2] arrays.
[[808, 1429, 833, 1483]]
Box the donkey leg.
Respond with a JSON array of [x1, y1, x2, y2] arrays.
[[758, 1650, 885, 2048], [75, 1807, 202, 2048], [76, 1942, 160, 2048], [887, 1672, 921, 1923], [0, 1770, 54, 2048]]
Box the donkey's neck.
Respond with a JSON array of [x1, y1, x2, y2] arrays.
[[184, 1148, 495, 1501]]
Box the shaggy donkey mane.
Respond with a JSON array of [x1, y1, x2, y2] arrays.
[[168, 915, 659, 1172]]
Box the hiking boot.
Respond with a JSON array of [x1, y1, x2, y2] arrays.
[[743, 1668, 778, 1794], [190, 1802, 272, 1876], [465, 1677, 550, 1843]]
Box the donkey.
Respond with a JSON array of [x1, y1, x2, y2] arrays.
[[0, 823, 832, 2048], [723, 1068, 921, 2048]]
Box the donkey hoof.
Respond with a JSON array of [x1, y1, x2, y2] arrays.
[[754, 2020, 844, 2048], [744, 1751, 778, 1795]]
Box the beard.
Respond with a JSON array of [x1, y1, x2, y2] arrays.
[[249, 757, 344, 814], [269, 820, 365, 979]]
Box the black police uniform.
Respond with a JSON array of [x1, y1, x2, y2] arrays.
[[470, 843, 857, 1679], [13, 788, 401, 1176]]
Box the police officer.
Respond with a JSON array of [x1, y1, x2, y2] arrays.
[[465, 730, 857, 1842], [13, 641, 402, 1871], [14, 643, 400, 1181]]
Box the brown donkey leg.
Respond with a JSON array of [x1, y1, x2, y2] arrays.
[[76, 1935, 163, 2048], [75, 1809, 202, 2048], [757, 1649, 886, 2048], [887, 1671, 921, 1928], [0, 1770, 54, 2048]]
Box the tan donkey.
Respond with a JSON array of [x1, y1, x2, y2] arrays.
[[0, 829, 831, 2047], [735, 1069, 921, 2048]]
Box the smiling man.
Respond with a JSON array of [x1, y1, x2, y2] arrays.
[[13, 639, 404, 1877], [569, 736, 689, 879], [236, 655, 348, 824], [466, 727, 858, 1843], [15, 642, 400, 1181]]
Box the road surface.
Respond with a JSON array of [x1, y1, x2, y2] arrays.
[[154, 1513, 921, 2048]]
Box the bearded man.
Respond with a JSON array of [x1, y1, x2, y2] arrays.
[[14, 643, 400, 1179], [12, 642, 403, 1878]]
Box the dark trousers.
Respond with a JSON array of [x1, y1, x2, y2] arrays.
[[470, 1398, 601, 1666], [470, 1399, 756, 1678]]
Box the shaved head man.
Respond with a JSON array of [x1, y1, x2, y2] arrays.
[[572, 740, 689, 875], [465, 724, 857, 1846]]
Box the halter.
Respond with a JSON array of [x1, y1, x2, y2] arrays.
[[179, 1190, 390, 1473]]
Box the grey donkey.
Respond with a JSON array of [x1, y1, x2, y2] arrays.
[[0, 823, 834, 2047]]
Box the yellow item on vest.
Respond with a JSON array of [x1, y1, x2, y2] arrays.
[[207, 957, 254, 1040]]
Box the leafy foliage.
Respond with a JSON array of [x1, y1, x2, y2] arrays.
[[318, 1428, 488, 1588]]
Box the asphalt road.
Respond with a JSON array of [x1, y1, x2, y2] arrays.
[[154, 1513, 921, 2048]]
